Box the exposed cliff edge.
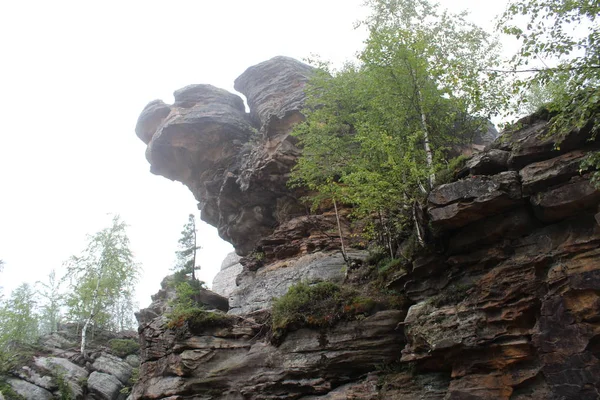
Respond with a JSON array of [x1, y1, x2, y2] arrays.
[[134, 57, 600, 400]]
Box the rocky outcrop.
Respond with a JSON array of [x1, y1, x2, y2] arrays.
[[133, 57, 600, 399], [1, 327, 141, 400], [211, 252, 243, 298], [136, 56, 315, 255], [133, 310, 404, 400]]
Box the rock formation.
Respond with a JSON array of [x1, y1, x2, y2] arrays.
[[1, 326, 140, 400], [132, 57, 600, 399]]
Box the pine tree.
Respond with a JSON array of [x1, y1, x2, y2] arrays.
[[174, 214, 201, 281]]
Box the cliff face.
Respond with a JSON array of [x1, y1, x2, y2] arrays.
[[133, 57, 600, 400]]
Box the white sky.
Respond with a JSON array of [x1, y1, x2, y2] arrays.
[[0, 0, 509, 309]]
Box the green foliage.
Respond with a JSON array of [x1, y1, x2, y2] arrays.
[[120, 367, 139, 395], [271, 282, 381, 343], [165, 277, 228, 332], [581, 151, 600, 187], [108, 339, 140, 358], [52, 367, 73, 400], [166, 308, 232, 332], [291, 0, 503, 250], [63, 215, 140, 355], [174, 214, 201, 281], [36, 270, 63, 335], [499, 0, 600, 135], [0, 283, 39, 349], [435, 155, 469, 185]]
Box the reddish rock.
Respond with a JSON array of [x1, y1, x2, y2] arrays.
[[530, 176, 600, 222]]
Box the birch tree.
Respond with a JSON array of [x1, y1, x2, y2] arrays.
[[291, 0, 502, 252], [64, 215, 139, 357], [0, 283, 39, 349], [36, 269, 63, 335]]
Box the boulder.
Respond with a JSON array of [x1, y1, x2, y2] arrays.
[[87, 371, 124, 400], [92, 353, 133, 385], [6, 378, 53, 400]]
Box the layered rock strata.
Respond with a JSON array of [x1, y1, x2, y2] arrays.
[[134, 57, 600, 399]]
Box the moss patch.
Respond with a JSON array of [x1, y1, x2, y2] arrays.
[[166, 308, 233, 332], [271, 281, 392, 344]]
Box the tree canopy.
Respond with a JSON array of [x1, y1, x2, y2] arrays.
[[290, 0, 503, 253]]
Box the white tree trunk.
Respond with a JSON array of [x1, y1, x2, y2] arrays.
[[407, 64, 435, 189], [416, 87, 435, 189], [333, 198, 347, 261], [81, 265, 103, 357]]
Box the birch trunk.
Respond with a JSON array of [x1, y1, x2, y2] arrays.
[[333, 198, 347, 262], [80, 265, 103, 357], [407, 65, 435, 189]]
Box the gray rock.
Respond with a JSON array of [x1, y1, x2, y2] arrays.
[[234, 56, 315, 130], [6, 378, 53, 400], [212, 252, 243, 298], [34, 356, 88, 381], [134, 99, 171, 144], [428, 171, 522, 229], [229, 250, 365, 315], [39, 332, 76, 350], [464, 149, 510, 176], [530, 177, 600, 222], [134, 310, 403, 399], [87, 371, 123, 400], [15, 365, 54, 391], [92, 353, 132, 384], [125, 354, 140, 368]]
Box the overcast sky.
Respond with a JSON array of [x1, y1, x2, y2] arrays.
[[0, 0, 509, 309]]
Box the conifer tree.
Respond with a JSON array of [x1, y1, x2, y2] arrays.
[[174, 214, 201, 281]]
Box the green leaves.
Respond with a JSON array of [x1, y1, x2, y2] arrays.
[[500, 0, 600, 136], [0, 283, 38, 349], [64, 215, 139, 332], [174, 214, 200, 281], [291, 0, 501, 230]]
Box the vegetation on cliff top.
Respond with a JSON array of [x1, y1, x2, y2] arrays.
[[290, 0, 600, 258], [290, 0, 505, 257]]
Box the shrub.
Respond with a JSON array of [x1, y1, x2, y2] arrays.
[[166, 308, 233, 332], [108, 339, 140, 358], [271, 282, 380, 344]]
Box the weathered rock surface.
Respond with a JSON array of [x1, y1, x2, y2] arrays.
[[1, 326, 140, 400], [133, 310, 404, 400], [132, 57, 600, 400], [88, 371, 123, 400], [211, 252, 243, 298], [136, 56, 316, 255], [229, 250, 365, 315], [7, 377, 54, 400]]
